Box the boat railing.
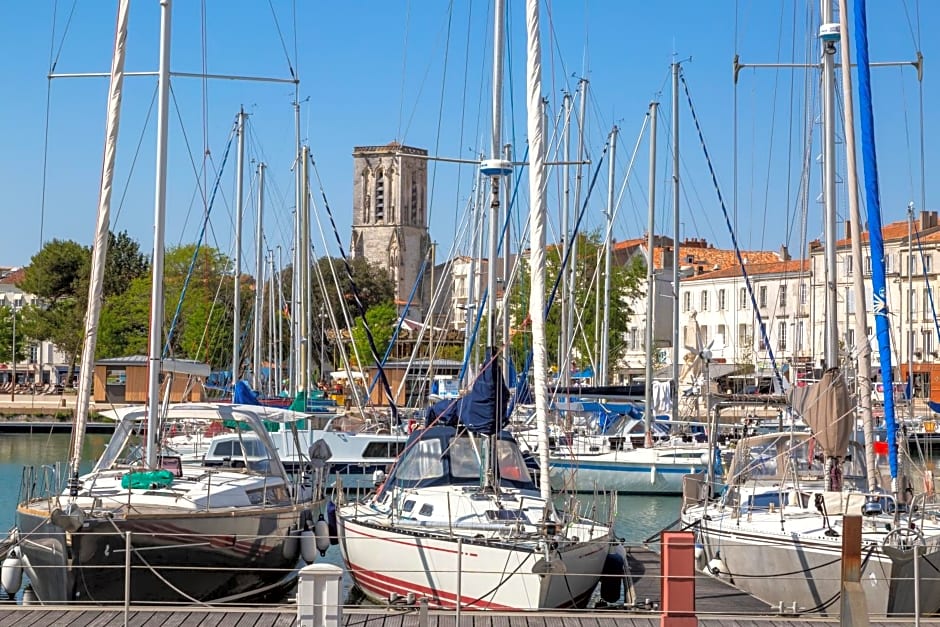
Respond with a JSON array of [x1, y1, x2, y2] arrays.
[[6, 531, 940, 618]]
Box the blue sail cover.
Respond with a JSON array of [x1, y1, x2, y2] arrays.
[[233, 380, 261, 405], [427, 348, 509, 435], [855, 0, 898, 480]]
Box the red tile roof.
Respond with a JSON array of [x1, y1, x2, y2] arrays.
[[683, 259, 809, 282], [0, 268, 24, 285]]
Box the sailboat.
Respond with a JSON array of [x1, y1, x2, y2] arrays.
[[681, 0, 940, 616], [336, 0, 612, 609], [543, 89, 710, 496], [8, 1, 326, 604]]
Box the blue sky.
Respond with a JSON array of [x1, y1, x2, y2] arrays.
[[0, 1, 935, 272]]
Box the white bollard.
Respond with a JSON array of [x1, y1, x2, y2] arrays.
[[297, 563, 344, 627]]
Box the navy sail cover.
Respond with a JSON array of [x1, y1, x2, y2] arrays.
[[427, 348, 509, 435]]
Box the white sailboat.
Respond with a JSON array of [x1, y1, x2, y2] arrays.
[[682, 1, 940, 616], [336, 0, 612, 609], [9, 1, 326, 604]]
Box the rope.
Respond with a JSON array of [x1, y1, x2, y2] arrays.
[[679, 72, 784, 392], [308, 156, 399, 424]]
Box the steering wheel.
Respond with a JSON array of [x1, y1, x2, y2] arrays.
[[883, 525, 926, 549]]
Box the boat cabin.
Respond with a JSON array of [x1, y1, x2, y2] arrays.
[[377, 426, 536, 494]]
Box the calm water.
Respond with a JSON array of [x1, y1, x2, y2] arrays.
[[0, 433, 680, 603]]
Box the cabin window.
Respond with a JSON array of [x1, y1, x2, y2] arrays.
[[402, 500, 416, 512], [363, 441, 396, 458], [418, 503, 434, 516], [395, 439, 443, 481], [496, 439, 532, 483], [213, 441, 234, 457], [449, 437, 483, 479]]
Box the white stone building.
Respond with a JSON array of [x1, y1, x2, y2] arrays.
[[0, 267, 70, 386]]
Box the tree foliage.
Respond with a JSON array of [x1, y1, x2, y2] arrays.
[[0, 307, 26, 363], [350, 301, 398, 367], [507, 230, 645, 374]]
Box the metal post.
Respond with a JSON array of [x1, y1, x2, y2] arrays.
[[645, 101, 659, 446], [123, 530, 132, 626], [821, 0, 839, 369], [253, 162, 265, 391], [232, 108, 246, 399], [839, 515, 869, 625], [10, 307, 16, 402], [456, 537, 463, 624], [672, 60, 681, 421]]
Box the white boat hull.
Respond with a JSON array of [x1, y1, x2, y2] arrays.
[[338, 512, 608, 609], [691, 511, 940, 616], [550, 450, 707, 494]]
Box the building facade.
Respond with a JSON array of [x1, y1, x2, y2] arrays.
[[351, 142, 432, 318]]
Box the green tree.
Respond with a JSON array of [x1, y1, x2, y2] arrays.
[[103, 230, 149, 297], [0, 307, 26, 364], [350, 301, 398, 367], [17, 239, 88, 302], [507, 230, 645, 375]]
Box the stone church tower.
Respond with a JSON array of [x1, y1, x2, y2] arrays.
[[351, 142, 431, 318]]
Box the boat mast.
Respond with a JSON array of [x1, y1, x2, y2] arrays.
[[599, 126, 617, 386], [671, 60, 681, 420], [524, 0, 552, 503], [837, 0, 878, 492], [69, 0, 131, 484], [821, 0, 840, 370], [485, 0, 508, 354], [253, 162, 266, 391], [232, 108, 246, 398], [291, 95, 302, 395], [145, 0, 172, 469], [644, 101, 659, 444], [560, 92, 571, 392], [855, 0, 900, 492]]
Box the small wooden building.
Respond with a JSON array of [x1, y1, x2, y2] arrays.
[[364, 359, 463, 408], [94, 355, 210, 404]]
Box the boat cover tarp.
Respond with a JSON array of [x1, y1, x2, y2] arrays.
[[121, 469, 175, 490], [426, 348, 508, 435], [230, 381, 286, 431], [791, 367, 853, 459]]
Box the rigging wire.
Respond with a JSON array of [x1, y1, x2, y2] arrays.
[[680, 73, 783, 392]]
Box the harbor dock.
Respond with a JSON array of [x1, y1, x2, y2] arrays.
[[0, 606, 936, 626]]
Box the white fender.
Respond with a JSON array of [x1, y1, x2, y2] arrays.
[[649, 464, 657, 484], [1, 549, 23, 596], [282, 527, 299, 560], [300, 528, 318, 564], [314, 517, 331, 556]]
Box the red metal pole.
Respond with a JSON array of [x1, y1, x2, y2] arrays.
[[661, 531, 697, 627]]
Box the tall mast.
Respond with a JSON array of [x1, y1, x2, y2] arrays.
[[644, 101, 659, 444], [524, 0, 551, 503], [291, 95, 302, 395], [145, 0, 172, 469], [671, 60, 681, 419], [560, 92, 572, 390], [568, 80, 589, 380], [484, 0, 508, 351], [299, 145, 311, 392], [232, 108, 246, 398], [838, 0, 878, 492], [599, 126, 618, 385], [268, 249, 276, 396], [821, 0, 840, 369], [253, 162, 266, 391], [70, 0, 131, 483]]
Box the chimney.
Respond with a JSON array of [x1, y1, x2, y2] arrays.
[[920, 210, 938, 230], [779, 245, 790, 261]]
